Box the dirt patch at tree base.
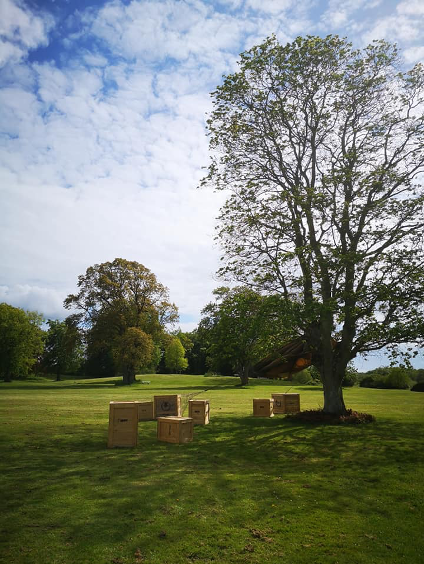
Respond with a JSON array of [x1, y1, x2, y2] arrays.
[[288, 409, 375, 425]]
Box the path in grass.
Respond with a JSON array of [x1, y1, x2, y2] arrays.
[[0, 375, 423, 564]]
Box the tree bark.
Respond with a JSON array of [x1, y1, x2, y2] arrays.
[[320, 369, 347, 415], [122, 368, 136, 385], [239, 365, 250, 386]]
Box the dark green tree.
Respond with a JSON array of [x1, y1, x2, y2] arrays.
[[64, 258, 178, 384], [0, 303, 44, 381], [203, 35, 424, 413], [42, 319, 84, 381], [112, 327, 154, 385], [200, 287, 291, 385]]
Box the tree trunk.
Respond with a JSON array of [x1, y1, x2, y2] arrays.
[[322, 380, 346, 414], [122, 368, 136, 385], [320, 367, 347, 415], [239, 364, 251, 386]]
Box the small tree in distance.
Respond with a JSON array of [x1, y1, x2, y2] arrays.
[[203, 35, 424, 414], [165, 337, 188, 373]]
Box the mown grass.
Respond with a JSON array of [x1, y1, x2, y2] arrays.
[[0, 374, 423, 564]]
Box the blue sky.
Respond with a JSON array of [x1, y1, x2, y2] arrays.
[[1, 0, 424, 369]]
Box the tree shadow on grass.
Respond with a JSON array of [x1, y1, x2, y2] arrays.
[[1, 412, 423, 563]]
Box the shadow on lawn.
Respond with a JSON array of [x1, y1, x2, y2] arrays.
[[2, 413, 423, 562]]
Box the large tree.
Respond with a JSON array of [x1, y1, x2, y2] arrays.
[[200, 287, 292, 385], [64, 258, 178, 384], [42, 319, 84, 381], [203, 35, 424, 414], [0, 303, 44, 382]]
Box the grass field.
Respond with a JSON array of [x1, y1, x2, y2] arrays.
[[0, 374, 423, 564]]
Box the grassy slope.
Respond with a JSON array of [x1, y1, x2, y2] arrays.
[[0, 375, 423, 564]]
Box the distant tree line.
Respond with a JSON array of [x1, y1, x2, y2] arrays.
[[2, 259, 424, 392]]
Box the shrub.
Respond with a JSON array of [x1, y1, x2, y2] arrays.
[[359, 376, 387, 389], [342, 366, 358, 387], [385, 367, 410, 389], [292, 370, 312, 385], [411, 382, 424, 392]]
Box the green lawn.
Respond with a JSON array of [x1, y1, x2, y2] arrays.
[[0, 374, 423, 564]]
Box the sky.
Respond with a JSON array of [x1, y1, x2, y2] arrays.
[[1, 0, 424, 369]]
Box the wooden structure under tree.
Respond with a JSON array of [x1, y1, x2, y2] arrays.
[[253, 338, 312, 379]]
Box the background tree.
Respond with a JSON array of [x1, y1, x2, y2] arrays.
[[0, 303, 44, 382], [112, 327, 154, 385], [199, 287, 291, 385], [64, 258, 178, 384], [164, 337, 188, 373], [203, 35, 424, 414], [42, 319, 84, 381]]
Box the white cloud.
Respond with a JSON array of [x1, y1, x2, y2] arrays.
[[397, 0, 424, 17], [1, 0, 424, 354], [0, 0, 54, 67], [403, 45, 424, 64], [0, 284, 66, 319]]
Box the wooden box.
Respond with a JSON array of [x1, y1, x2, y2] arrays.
[[107, 401, 138, 448], [272, 393, 300, 414], [189, 399, 210, 425], [136, 401, 154, 421], [253, 398, 274, 417], [154, 395, 181, 418], [157, 417, 194, 444]]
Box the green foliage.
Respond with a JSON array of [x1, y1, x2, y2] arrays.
[[385, 367, 410, 389], [292, 370, 312, 385], [411, 382, 424, 392], [203, 34, 424, 413], [199, 287, 293, 384], [65, 258, 178, 383], [42, 319, 84, 380], [342, 364, 359, 387], [112, 327, 154, 384], [164, 337, 188, 373], [0, 303, 44, 381], [359, 366, 410, 389]]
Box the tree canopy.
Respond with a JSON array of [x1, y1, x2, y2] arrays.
[[200, 287, 292, 384], [42, 319, 84, 381], [0, 303, 44, 382], [64, 258, 178, 383], [164, 336, 188, 373], [203, 35, 424, 413]]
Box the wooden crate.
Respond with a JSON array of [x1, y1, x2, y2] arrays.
[[135, 401, 154, 421], [188, 399, 210, 425], [107, 401, 138, 448], [157, 417, 194, 444], [253, 398, 274, 417], [154, 395, 181, 418], [272, 393, 300, 414]]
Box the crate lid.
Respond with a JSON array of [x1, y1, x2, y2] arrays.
[[157, 416, 193, 422]]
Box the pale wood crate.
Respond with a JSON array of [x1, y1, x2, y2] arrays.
[[157, 416, 194, 444], [272, 393, 300, 414], [188, 400, 210, 425], [253, 398, 274, 417], [154, 395, 182, 418], [135, 401, 155, 421], [107, 401, 138, 448]]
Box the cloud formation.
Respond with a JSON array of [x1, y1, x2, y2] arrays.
[[0, 0, 423, 335]]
